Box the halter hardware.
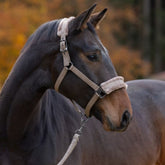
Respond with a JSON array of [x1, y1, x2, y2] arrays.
[[65, 62, 73, 70], [55, 17, 127, 117], [96, 87, 106, 98], [60, 39, 68, 53]]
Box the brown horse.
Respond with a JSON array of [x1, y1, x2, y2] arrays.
[[0, 4, 165, 165]]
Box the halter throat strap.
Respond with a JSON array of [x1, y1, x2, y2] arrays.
[[55, 17, 127, 117]]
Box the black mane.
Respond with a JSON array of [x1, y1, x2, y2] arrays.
[[21, 19, 61, 55]]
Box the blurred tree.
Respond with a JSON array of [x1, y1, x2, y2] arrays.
[[142, 0, 151, 61], [112, 47, 151, 80], [149, 0, 164, 72], [0, 0, 48, 86], [154, 0, 162, 72], [0, 0, 165, 88], [109, 0, 165, 73]]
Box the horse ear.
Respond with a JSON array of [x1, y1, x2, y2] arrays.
[[89, 8, 107, 29], [71, 4, 97, 31]]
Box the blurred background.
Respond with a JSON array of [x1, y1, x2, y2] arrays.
[[0, 0, 165, 89]]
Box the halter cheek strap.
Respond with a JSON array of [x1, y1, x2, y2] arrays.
[[55, 17, 127, 117]]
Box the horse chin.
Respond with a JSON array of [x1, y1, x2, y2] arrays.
[[91, 108, 130, 132], [103, 123, 128, 132], [103, 116, 129, 132]]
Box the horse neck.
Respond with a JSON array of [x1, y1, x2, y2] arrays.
[[0, 42, 59, 144]]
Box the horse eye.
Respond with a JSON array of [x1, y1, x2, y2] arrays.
[[87, 54, 98, 62]]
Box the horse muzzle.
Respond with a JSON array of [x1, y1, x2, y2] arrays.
[[103, 110, 131, 132], [94, 88, 133, 132]]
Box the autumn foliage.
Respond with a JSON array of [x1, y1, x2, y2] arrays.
[[0, 0, 151, 88]]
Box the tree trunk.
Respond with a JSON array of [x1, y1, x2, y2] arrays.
[[154, 0, 162, 72], [142, 0, 151, 61]]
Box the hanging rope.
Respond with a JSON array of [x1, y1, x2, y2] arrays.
[[57, 108, 88, 165]]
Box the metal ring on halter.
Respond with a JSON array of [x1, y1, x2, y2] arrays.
[[65, 62, 73, 70], [96, 87, 106, 98]]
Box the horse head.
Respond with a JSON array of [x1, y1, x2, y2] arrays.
[[51, 4, 132, 131]]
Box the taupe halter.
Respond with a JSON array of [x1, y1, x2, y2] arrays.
[[55, 17, 127, 117]]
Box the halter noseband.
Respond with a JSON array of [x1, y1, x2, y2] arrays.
[[55, 17, 127, 117]]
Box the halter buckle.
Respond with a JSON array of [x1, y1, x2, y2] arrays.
[[96, 87, 106, 98], [60, 39, 68, 53]]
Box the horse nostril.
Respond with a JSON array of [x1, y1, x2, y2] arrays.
[[121, 110, 130, 128]]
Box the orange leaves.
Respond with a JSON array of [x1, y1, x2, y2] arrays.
[[0, 0, 152, 89], [111, 47, 151, 80], [14, 34, 26, 50], [0, 1, 48, 87]]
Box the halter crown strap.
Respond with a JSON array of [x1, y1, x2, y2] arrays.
[[57, 17, 75, 37], [55, 17, 128, 117], [57, 17, 75, 67], [55, 17, 100, 92]]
